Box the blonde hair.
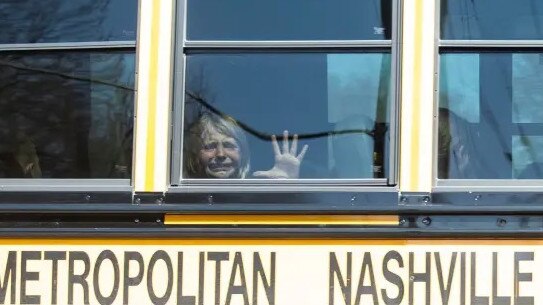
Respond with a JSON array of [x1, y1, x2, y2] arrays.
[[183, 112, 250, 178]]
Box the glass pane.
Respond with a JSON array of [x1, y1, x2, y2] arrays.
[[513, 136, 543, 178], [183, 52, 391, 180], [439, 52, 543, 179], [513, 54, 543, 123], [187, 0, 391, 40], [0, 0, 137, 44], [0, 51, 135, 178], [441, 0, 543, 40]]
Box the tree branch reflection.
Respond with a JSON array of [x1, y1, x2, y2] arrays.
[[185, 90, 377, 141]]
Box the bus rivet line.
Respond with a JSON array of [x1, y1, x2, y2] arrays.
[[134, 198, 141, 205], [497, 218, 507, 227], [474, 194, 482, 201], [350, 195, 357, 202], [155, 197, 164, 205]]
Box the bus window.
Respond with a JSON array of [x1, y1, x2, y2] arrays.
[[174, 0, 398, 185], [182, 52, 391, 180], [438, 0, 543, 184], [441, 0, 543, 40], [0, 0, 137, 44], [0, 0, 137, 182], [438, 52, 543, 180], [0, 51, 134, 178], [187, 0, 391, 40]]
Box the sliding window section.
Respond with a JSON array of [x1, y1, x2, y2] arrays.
[[437, 0, 543, 187], [0, 0, 137, 189], [172, 0, 400, 187]]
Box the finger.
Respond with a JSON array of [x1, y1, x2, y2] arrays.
[[290, 134, 298, 155], [271, 135, 280, 156], [282, 130, 289, 153], [296, 144, 309, 161]]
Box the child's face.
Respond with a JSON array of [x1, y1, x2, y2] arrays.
[[199, 127, 241, 178]]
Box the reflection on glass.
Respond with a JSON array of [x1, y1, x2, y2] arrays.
[[513, 54, 543, 123], [0, 51, 135, 178], [187, 0, 391, 40], [439, 52, 543, 179], [0, 0, 137, 43], [440, 54, 480, 123], [183, 52, 391, 179], [513, 136, 543, 178], [441, 0, 543, 40]]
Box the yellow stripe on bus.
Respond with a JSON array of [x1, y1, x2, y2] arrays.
[[164, 214, 399, 226], [144, 0, 163, 192], [409, 0, 424, 191]]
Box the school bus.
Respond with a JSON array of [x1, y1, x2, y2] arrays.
[[1, 0, 543, 304]]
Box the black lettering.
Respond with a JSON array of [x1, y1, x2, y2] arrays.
[[434, 252, 457, 305], [514, 252, 533, 305], [225, 252, 249, 305], [0, 252, 16, 304], [354, 252, 378, 305], [44, 251, 66, 305], [381, 250, 404, 305], [147, 250, 173, 305], [492, 252, 510, 305], [68, 251, 90, 305], [123, 251, 144, 305], [470, 252, 489, 305], [329, 252, 352, 305], [253, 252, 275, 305], [208, 252, 229, 305], [20, 251, 41, 304], [177, 252, 196, 305], [93, 250, 120, 305], [409, 252, 431, 305], [199, 252, 205, 305]]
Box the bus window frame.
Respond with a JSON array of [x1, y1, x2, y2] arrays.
[[170, 0, 402, 191], [0, 21, 137, 193], [433, 0, 543, 192]]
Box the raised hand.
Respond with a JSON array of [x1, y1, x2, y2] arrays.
[[253, 130, 309, 179]]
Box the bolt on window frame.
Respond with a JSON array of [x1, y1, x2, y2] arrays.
[[170, 0, 403, 191]]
